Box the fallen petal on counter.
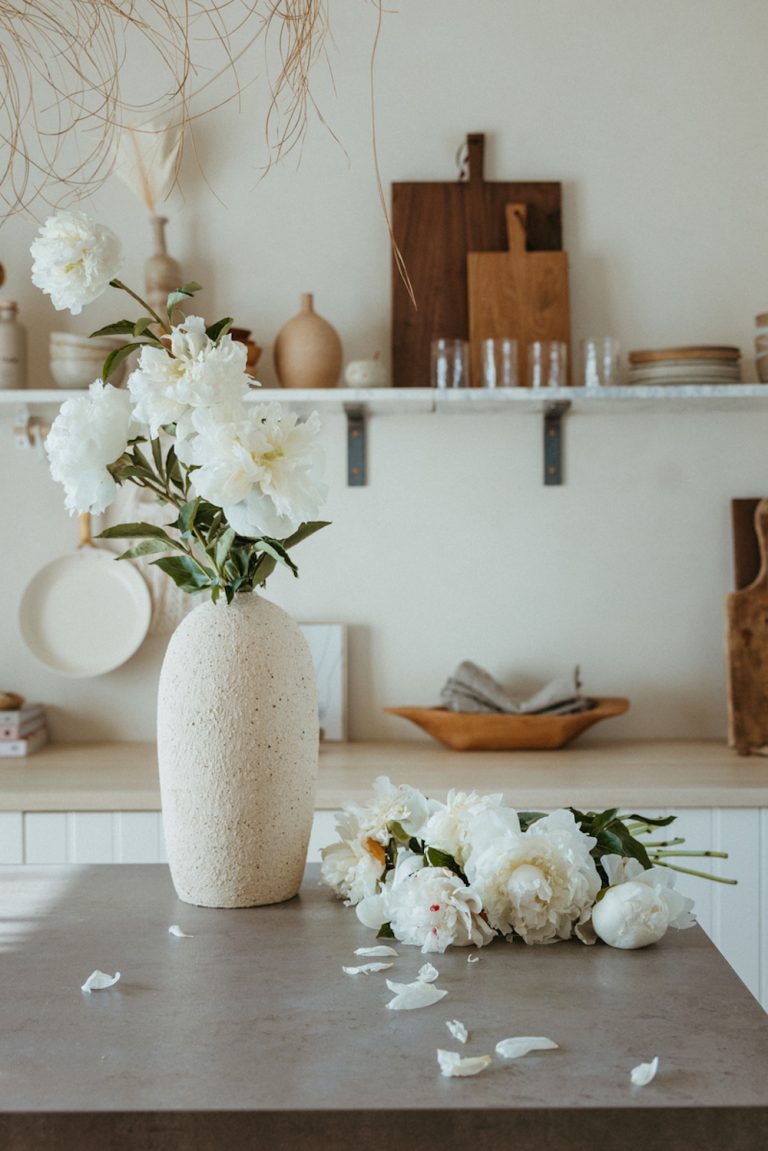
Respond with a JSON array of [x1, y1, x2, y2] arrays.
[[495, 1036, 559, 1059], [446, 1019, 469, 1044], [437, 1049, 492, 1078], [168, 925, 194, 938], [386, 981, 448, 1011], [342, 962, 394, 975], [417, 962, 439, 983], [630, 1056, 659, 1086], [81, 970, 121, 993], [354, 945, 399, 957], [467, 955, 480, 964]]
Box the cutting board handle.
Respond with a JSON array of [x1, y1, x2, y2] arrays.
[[505, 203, 528, 256], [465, 133, 485, 184], [748, 499, 768, 590]]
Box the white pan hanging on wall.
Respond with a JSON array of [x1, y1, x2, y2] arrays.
[[19, 513, 152, 678]]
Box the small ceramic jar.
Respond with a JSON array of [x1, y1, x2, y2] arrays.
[[343, 358, 388, 388]]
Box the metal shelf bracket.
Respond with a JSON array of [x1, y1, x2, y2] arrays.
[[543, 400, 571, 485], [345, 404, 366, 486]]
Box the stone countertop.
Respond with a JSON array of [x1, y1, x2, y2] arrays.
[[1, 739, 768, 811], [1, 864, 766, 1151]]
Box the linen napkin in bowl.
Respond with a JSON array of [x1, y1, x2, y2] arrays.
[[439, 660, 594, 716]]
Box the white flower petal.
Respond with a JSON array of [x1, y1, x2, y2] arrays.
[[418, 962, 440, 983], [342, 963, 394, 975], [467, 954, 480, 964], [630, 1056, 659, 1086], [386, 982, 449, 1011], [495, 1036, 559, 1059], [81, 970, 121, 993], [437, 1049, 492, 1078], [354, 945, 399, 957], [168, 925, 193, 938], [446, 1019, 469, 1044]]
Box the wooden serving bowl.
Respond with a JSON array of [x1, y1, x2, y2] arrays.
[[384, 697, 630, 751]]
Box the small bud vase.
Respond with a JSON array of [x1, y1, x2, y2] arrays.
[[157, 592, 319, 907], [273, 292, 342, 388], [144, 215, 183, 317]]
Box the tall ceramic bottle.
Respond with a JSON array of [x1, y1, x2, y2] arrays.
[[0, 301, 27, 390], [273, 292, 342, 388], [144, 216, 183, 316]]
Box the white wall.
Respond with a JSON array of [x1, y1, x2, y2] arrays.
[[3, 1, 768, 743]]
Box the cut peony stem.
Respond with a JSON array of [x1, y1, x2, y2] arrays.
[[653, 860, 737, 884]]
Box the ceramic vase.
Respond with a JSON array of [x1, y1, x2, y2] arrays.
[[273, 292, 342, 388], [144, 215, 183, 317], [157, 593, 319, 908]]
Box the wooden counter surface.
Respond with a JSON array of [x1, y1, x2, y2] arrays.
[[0, 864, 765, 1151], [1, 739, 767, 812]]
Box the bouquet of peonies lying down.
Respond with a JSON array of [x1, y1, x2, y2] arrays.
[[321, 777, 732, 953]]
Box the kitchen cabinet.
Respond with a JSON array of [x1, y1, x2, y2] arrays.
[[1, 739, 767, 1009]]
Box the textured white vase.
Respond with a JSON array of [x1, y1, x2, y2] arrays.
[[157, 593, 318, 908]]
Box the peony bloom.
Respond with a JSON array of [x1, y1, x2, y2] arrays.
[[182, 401, 327, 539], [30, 211, 122, 315], [421, 789, 507, 867], [127, 315, 249, 438], [591, 855, 695, 949], [45, 380, 133, 514], [319, 837, 384, 906], [357, 857, 495, 953], [464, 808, 602, 944], [337, 775, 433, 848]]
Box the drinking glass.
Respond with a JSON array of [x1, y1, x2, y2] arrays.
[[527, 340, 568, 388], [579, 337, 621, 388], [480, 337, 518, 388], [430, 338, 470, 389]]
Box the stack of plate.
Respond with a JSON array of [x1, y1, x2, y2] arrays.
[[626, 346, 742, 386]]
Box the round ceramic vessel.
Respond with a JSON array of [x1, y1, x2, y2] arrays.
[[157, 593, 319, 907]]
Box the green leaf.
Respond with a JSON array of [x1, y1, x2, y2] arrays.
[[376, 922, 396, 940], [102, 341, 142, 381], [97, 521, 177, 542], [214, 526, 236, 568], [166, 289, 193, 314], [625, 813, 677, 828], [281, 520, 332, 550], [424, 845, 467, 883], [251, 554, 277, 587], [90, 320, 135, 337], [133, 316, 156, 337], [206, 317, 233, 344], [255, 538, 299, 576], [176, 497, 201, 537], [150, 435, 164, 476], [115, 539, 174, 560], [151, 554, 214, 592], [181, 281, 203, 294], [518, 811, 547, 831]]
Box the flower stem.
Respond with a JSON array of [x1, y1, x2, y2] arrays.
[[109, 278, 166, 329], [653, 860, 738, 884]]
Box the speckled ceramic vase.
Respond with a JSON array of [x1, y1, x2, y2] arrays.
[[157, 593, 318, 908]]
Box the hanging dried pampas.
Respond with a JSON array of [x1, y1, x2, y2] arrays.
[[0, 1, 332, 220]]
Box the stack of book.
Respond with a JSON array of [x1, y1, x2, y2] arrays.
[[0, 703, 48, 757]]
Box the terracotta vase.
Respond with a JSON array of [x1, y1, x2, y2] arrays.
[[144, 216, 183, 317], [273, 292, 342, 388], [157, 593, 319, 908]]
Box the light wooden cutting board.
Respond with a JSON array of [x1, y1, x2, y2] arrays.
[[467, 203, 570, 387], [726, 498, 768, 754]]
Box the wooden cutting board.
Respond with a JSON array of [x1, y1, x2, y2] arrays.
[[467, 203, 570, 387], [726, 498, 768, 754], [391, 133, 562, 387]]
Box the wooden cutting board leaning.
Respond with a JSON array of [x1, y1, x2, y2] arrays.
[[467, 202, 570, 388], [726, 498, 768, 754], [391, 133, 562, 387]]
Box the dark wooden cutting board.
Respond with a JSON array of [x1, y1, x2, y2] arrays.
[[726, 498, 768, 754], [467, 203, 570, 387], [391, 133, 562, 387]]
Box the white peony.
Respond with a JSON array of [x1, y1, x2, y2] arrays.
[[184, 401, 327, 539], [30, 211, 122, 315], [45, 380, 133, 514], [465, 808, 602, 944], [591, 855, 695, 949], [338, 775, 433, 848], [357, 856, 495, 953], [421, 789, 507, 867], [319, 838, 384, 907], [127, 315, 249, 437]]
